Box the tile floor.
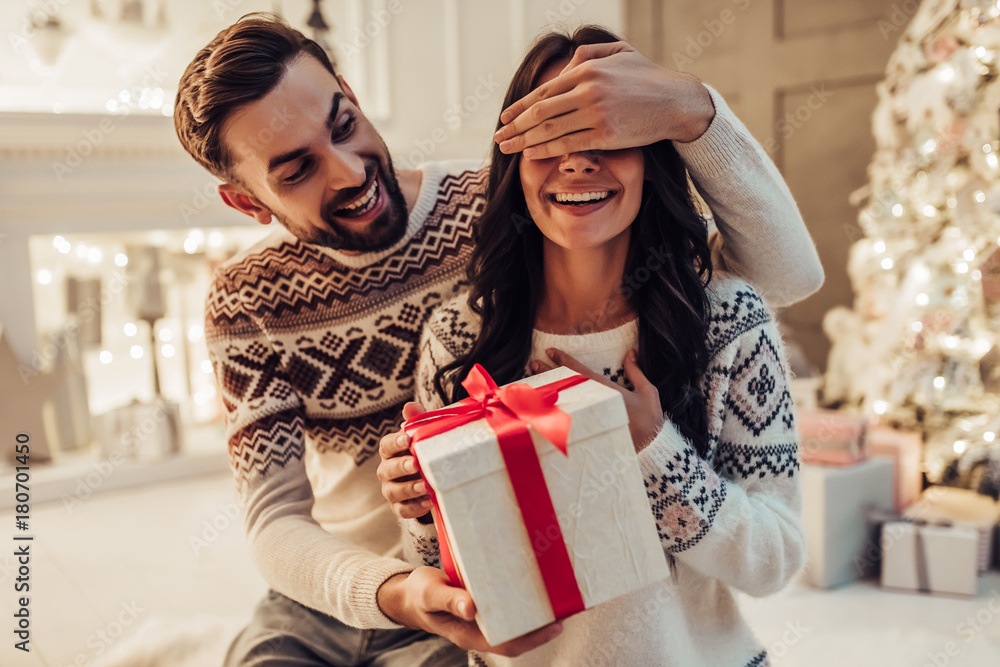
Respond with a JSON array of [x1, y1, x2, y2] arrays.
[[1, 472, 999, 667]]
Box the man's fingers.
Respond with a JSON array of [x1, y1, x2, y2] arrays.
[[498, 67, 583, 126], [558, 41, 632, 75], [379, 431, 411, 460], [529, 359, 556, 375], [495, 93, 579, 147], [522, 129, 607, 160], [420, 569, 476, 621], [499, 108, 596, 155], [382, 478, 427, 504], [378, 453, 419, 482], [402, 401, 427, 422], [396, 495, 433, 520]]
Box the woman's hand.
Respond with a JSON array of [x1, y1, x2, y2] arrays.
[[377, 402, 434, 520], [531, 348, 663, 453]]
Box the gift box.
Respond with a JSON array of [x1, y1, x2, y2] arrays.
[[798, 410, 868, 467], [800, 457, 894, 588], [867, 426, 923, 511], [880, 519, 979, 596], [408, 365, 669, 645], [904, 486, 1000, 573]]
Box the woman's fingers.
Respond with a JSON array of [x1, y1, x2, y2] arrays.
[[546, 348, 615, 388], [623, 349, 658, 400]]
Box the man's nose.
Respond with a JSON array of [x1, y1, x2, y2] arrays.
[[322, 145, 367, 190], [558, 151, 602, 174]]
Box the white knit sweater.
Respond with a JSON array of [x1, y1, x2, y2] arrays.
[[405, 275, 805, 667]]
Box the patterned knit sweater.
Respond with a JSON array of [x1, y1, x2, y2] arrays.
[[405, 275, 804, 667], [203, 86, 821, 630]]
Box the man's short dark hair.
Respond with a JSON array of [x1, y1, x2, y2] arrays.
[[173, 12, 337, 182]]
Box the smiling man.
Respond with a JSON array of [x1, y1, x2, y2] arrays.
[[174, 13, 822, 667]]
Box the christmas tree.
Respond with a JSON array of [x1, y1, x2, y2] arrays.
[[824, 0, 1000, 490]]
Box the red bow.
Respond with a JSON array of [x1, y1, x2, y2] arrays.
[[405, 364, 587, 621]]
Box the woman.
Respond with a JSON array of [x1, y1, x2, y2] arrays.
[[379, 26, 804, 667]]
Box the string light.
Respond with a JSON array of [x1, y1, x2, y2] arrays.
[[916, 293, 930, 306], [130, 345, 144, 359], [874, 240, 886, 254], [922, 204, 937, 217], [953, 440, 967, 454], [124, 322, 137, 337], [873, 400, 888, 415], [933, 376, 946, 389], [985, 432, 996, 442], [99, 351, 112, 364], [115, 253, 128, 267], [892, 204, 904, 217], [975, 190, 987, 203], [881, 257, 894, 270]]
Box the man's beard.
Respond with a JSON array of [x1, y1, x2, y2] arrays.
[[304, 155, 409, 253]]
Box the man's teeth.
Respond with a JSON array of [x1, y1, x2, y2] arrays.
[[341, 180, 378, 212], [553, 191, 610, 203]]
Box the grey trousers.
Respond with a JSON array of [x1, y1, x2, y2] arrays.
[[224, 590, 468, 667]]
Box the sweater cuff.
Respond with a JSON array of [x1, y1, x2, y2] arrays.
[[347, 556, 416, 630], [636, 419, 691, 481], [673, 84, 754, 179]]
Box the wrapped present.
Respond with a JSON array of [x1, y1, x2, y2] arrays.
[[880, 519, 979, 596], [798, 410, 868, 467], [904, 486, 1000, 573], [867, 426, 923, 511], [407, 365, 669, 645], [92, 398, 182, 462], [800, 457, 894, 588]]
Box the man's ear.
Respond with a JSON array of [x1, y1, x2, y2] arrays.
[[218, 184, 273, 225], [338, 75, 361, 108]]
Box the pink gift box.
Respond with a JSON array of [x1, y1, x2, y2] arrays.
[[798, 410, 867, 466], [868, 426, 923, 511]]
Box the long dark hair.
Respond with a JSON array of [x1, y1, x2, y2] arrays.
[[435, 26, 714, 454]]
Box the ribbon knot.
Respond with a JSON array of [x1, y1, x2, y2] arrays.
[[405, 364, 588, 621]]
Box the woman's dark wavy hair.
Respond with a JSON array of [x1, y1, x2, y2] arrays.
[[434, 25, 714, 454]]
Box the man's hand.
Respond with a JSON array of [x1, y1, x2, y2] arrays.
[[532, 348, 663, 452], [377, 568, 563, 657], [493, 42, 715, 159], [378, 402, 432, 520]]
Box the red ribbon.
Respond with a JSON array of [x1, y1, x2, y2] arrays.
[[404, 364, 587, 621]]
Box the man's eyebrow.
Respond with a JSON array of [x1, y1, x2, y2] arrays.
[[266, 93, 344, 173]]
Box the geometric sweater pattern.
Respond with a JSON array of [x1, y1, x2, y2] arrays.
[[406, 275, 805, 667]]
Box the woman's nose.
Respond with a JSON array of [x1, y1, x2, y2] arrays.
[[558, 150, 602, 174]]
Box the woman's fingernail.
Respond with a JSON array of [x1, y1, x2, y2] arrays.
[[523, 147, 537, 159], [404, 458, 416, 473], [415, 481, 427, 495], [397, 433, 408, 447]]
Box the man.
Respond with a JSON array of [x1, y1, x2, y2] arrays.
[[174, 13, 822, 667]]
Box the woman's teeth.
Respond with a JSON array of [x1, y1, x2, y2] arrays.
[[338, 180, 379, 216], [553, 191, 610, 204]]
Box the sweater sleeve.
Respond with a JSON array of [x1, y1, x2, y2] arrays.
[[637, 283, 805, 597], [398, 315, 457, 568], [205, 270, 414, 629], [674, 84, 824, 308]]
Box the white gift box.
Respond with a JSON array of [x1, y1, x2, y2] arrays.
[[412, 366, 669, 645], [800, 457, 895, 588], [904, 487, 1000, 573], [880, 520, 979, 596]]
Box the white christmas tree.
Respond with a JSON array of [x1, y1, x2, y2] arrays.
[[825, 0, 1000, 483]]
